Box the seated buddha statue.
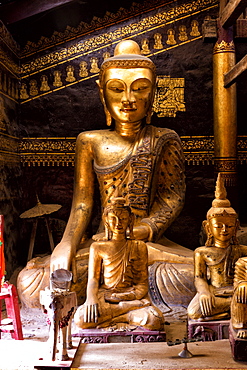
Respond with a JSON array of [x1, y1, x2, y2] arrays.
[[230, 256, 247, 339], [74, 196, 163, 330], [17, 39, 195, 311], [188, 173, 247, 321]]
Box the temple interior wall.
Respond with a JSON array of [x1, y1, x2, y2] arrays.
[[0, 0, 247, 277], [0, 71, 23, 275]]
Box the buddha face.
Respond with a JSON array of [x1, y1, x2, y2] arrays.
[[208, 215, 237, 245], [102, 68, 154, 124], [106, 209, 130, 238]]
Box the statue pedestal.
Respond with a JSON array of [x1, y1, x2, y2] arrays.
[[72, 328, 166, 343], [188, 319, 230, 341], [229, 321, 247, 362]]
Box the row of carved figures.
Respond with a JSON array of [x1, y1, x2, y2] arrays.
[[1, 19, 201, 101], [19, 20, 201, 100]]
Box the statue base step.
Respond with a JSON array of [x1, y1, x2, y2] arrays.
[[188, 319, 230, 341], [229, 321, 247, 362], [72, 328, 166, 343]]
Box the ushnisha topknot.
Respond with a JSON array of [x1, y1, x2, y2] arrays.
[[99, 39, 156, 84], [207, 172, 237, 219], [104, 196, 131, 216]]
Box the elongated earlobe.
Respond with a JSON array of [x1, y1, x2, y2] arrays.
[[232, 219, 240, 244], [146, 108, 152, 125], [105, 107, 112, 127], [96, 80, 112, 127], [203, 220, 214, 247]]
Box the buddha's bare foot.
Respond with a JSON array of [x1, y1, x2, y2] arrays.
[[118, 299, 150, 310], [196, 312, 230, 322], [237, 329, 247, 339]]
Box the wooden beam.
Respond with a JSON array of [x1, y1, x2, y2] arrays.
[[0, 0, 77, 24], [224, 54, 247, 87], [220, 0, 247, 28]]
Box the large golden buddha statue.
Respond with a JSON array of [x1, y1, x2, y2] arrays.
[[18, 40, 194, 310]]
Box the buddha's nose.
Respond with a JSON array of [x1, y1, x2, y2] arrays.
[[222, 224, 227, 231], [122, 89, 136, 104], [116, 218, 122, 228]]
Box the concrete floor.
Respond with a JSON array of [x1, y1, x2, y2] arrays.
[[71, 340, 247, 369], [1, 306, 247, 369]]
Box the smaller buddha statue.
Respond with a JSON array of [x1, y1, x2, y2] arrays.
[[154, 33, 163, 49], [79, 61, 88, 78], [141, 38, 150, 54], [178, 25, 188, 42], [29, 79, 38, 96], [40, 75, 50, 92], [20, 83, 29, 100], [103, 52, 111, 60], [188, 173, 247, 321], [74, 196, 164, 330], [90, 57, 100, 74], [53, 70, 63, 87], [66, 65, 76, 83], [190, 20, 200, 37], [166, 29, 177, 45], [231, 257, 247, 338]]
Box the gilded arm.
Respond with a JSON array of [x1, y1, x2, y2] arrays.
[[131, 240, 149, 299], [194, 248, 215, 317], [83, 242, 101, 323], [50, 132, 95, 273]]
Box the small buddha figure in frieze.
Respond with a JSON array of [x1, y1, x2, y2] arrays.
[[188, 173, 247, 321], [53, 70, 63, 87], [103, 52, 111, 60], [154, 33, 163, 49], [29, 79, 38, 96], [178, 25, 188, 42], [190, 20, 201, 37], [20, 83, 29, 100], [66, 65, 76, 82], [79, 61, 88, 78], [166, 29, 177, 45], [90, 57, 100, 73], [40, 75, 50, 92], [141, 38, 150, 54]]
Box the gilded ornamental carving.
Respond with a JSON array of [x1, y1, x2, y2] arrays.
[[20, 0, 217, 58], [153, 76, 186, 118]]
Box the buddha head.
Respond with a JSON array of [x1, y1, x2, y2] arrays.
[[103, 196, 134, 240], [203, 173, 239, 247], [97, 39, 156, 127]]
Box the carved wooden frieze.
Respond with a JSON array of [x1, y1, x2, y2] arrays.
[[0, 132, 19, 164], [20, 0, 218, 59], [0, 21, 20, 103], [18, 0, 218, 103], [15, 136, 247, 167], [19, 136, 215, 166]]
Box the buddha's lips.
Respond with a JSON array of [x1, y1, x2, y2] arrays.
[[121, 108, 137, 112]]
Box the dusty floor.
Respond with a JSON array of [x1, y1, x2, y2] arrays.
[[2, 304, 247, 370], [1, 304, 188, 343], [0, 302, 188, 370]]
